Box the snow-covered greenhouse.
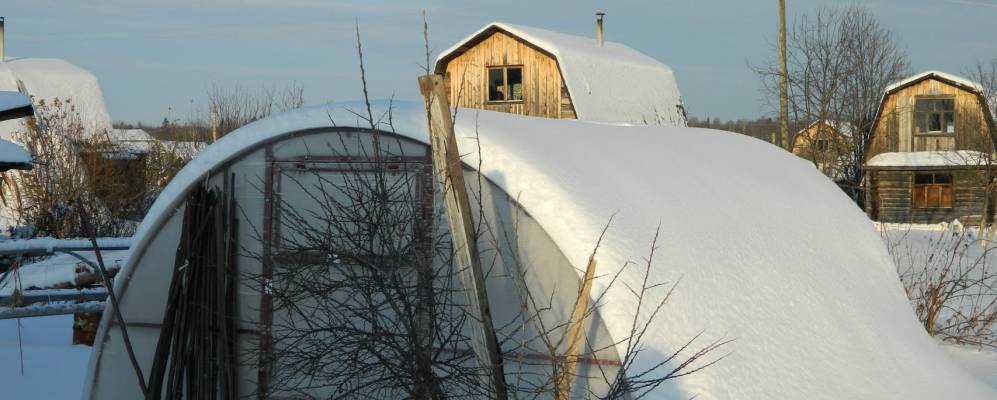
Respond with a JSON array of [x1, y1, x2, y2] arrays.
[[84, 101, 995, 399]]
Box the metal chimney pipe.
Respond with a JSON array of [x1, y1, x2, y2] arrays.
[[0, 17, 5, 63], [596, 12, 605, 47]]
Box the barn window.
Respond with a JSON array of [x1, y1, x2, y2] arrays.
[[487, 66, 523, 102], [815, 139, 829, 151], [912, 173, 953, 209], [915, 98, 955, 135]]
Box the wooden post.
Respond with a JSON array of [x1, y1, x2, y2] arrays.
[[778, 0, 790, 150], [418, 74, 509, 399], [556, 257, 598, 399]]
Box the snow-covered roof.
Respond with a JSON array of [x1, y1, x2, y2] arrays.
[[0, 91, 32, 121], [106, 101, 994, 399], [106, 128, 157, 154], [0, 58, 113, 141], [798, 119, 853, 138], [867, 151, 992, 168], [436, 22, 686, 126], [885, 70, 984, 94]]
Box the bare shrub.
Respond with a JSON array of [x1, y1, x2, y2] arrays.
[[883, 224, 997, 348], [3, 98, 130, 236], [4, 98, 200, 237], [206, 82, 305, 139]]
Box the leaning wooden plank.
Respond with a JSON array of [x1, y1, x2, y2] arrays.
[[419, 74, 509, 399], [556, 257, 598, 399]]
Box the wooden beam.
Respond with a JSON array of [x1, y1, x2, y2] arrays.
[[556, 257, 597, 399], [418, 74, 509, 399]]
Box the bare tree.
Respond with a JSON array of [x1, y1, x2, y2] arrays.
[[755, 5, 909, 202], [205, 82, 305, 139], [966, 57, 997, 117]]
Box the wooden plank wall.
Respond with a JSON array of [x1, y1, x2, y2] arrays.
[[868, 78, 993, 160], [869, 169, 991, 224], [442, 31, 577, 120]]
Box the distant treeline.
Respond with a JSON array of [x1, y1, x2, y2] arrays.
[[687, 116, 808, 144]]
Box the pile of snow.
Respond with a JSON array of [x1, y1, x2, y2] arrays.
[[867, 150, 991, 167], [106, 129, 157, 155], [886, 70, 984, 93], [0, 58, 113, 141], [437, 22, 686, 126], [118, 101, 996, 399]]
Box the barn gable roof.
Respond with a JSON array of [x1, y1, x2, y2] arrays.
[[435, 22, 686, 126], [867, 71, 997, 162]]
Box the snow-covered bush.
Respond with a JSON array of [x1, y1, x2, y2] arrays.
[[883, 224, 997, 348], [3, 98, 194, 237]]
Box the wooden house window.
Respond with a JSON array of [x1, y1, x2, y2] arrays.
[[915, 98, 955, 135], [912, 173, 953, 209], [815, 139, 829, 151], [487, 66, 523, 102]]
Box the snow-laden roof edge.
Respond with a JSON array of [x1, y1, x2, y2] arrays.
[[885, 70, 983, 94], [866, 151, 992, 168], [435, 22, 686, 126], [797, 119, 853, 138], [435, 21, 667, 70], [0, 91, 33, 122], [0, 139, 32, 170]]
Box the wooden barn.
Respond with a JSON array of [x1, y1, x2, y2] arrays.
[[791, 120, 852, 181], [434, 20, 687, 126], [864, 71, 997, 224]]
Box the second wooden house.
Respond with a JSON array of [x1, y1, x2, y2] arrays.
[[864, 71, 997, 224], [791, 120, 853, 182], [434, 20, 687, 126]]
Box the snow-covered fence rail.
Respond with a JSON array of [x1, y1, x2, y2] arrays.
[[0, 237, 131, 257], [0, 237, 130, 319], [0, 301, 105, 319], [0, 288, 107, 307]]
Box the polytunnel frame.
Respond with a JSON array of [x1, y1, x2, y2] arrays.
[[85, 123, 625, 399]]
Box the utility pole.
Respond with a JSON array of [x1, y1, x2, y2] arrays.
[[778, 0, 790, 150]]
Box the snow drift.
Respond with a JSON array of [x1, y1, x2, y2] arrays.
[[94, 101, 995, 399]]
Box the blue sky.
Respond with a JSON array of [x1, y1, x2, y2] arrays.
[[4, 0, 996, 124]]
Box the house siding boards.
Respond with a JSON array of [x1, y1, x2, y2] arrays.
[[440, 30, 576, 120], [867, 169, 990, 224], [865, 73, 997, 224], [868, 77, 993, 158]]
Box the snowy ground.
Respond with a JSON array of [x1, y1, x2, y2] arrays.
[[942, 343, 997, 388], [0, 315, 92, 399]]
